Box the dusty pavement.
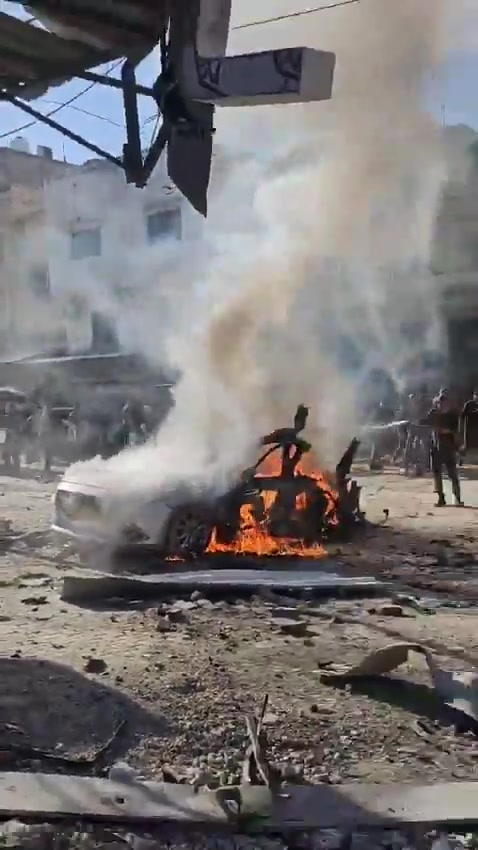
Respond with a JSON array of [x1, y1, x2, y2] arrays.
[[0, 465, 478, 795]]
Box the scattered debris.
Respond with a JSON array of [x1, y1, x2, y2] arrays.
[[84, 657, 108, 675], [319, 642, 478, 724], [109, 761, 141, 784], [0, 720, 126, 771], [242, 695, 273, 788], [21, 596, 48, 606], [270, 617, 310, 637], [393, 594, 438, 614], [156, 616, 175, 633], [368, 603, 407, 617]]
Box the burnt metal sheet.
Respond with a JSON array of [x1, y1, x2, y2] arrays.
[[167, 102, 214, 217], [1, 772, 478, 830], [0, 12, 121, 97], [9, 0, 163, 55], [0, 771, 228, 824], [61, 567, 385, 603]]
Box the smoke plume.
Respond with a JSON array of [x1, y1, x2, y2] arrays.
[[70, 0, 467, 498]]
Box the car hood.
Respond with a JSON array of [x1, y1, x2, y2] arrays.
[[59, 457, 217, 512]]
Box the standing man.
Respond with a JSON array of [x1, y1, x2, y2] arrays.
[[422, 391, 463, 507], [461, 389, 478, 456]]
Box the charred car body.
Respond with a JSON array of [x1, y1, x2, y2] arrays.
[[52, 406, 364, 560]]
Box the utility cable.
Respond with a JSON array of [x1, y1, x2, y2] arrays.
[[40, 99, 124, 128], [232, 0, 360, 30], [0, 59, 122, 141]]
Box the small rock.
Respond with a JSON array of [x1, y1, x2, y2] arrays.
[[435, 548, 449, 566], [169, 600, 197, 613], [84, 657, 108, 674], [166, 609, 187, 623], [161, 765, 185, 783], [191, 768, 213, 788], [257, 588, 282, 604], [21, 596, 48, 606], [369, 603, 405, 618], [263, 712, 279, 725], [326, 772, 343, 785], [281, 761, 303, 780], [271, 617, 309, 637], [271, 606, 303, 619], [196, 598, 215, 610], [109, 761, 138, 783], [156, 616, 174, 633], [190, 591, 203, 601]]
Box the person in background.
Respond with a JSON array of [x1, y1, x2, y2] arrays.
[[461, 389, 478, 456], [422, 390, 463, 507], [3, 400, 23, 472], [402, 393, 430, 476], [369, 400, 395, 471]]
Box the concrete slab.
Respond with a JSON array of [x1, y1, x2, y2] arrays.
[[61, 566, 385, 604]]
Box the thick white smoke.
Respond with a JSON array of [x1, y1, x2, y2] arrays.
[[67, 0, 469, 499]]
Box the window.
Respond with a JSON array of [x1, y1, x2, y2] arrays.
[[146, 209, 181, 243], [29, 266, 50, 299], [91, 312, 119, 354], [70, 227, 101, 260]]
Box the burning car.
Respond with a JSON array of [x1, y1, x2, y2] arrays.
[[52, 406, 363, 560]]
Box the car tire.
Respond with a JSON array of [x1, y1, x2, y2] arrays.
[[164, 504, 213, 558]]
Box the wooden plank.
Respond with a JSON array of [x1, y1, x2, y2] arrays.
[[0, 775, 476, 830]]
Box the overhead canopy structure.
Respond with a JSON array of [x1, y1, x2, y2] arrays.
[[0, 0, 336, 215]]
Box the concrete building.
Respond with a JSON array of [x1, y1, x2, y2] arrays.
[[0, 140, 79, 355], [42, 154, 205, 355], [0, 138, 233, 359], [430, 126, 478, 382]]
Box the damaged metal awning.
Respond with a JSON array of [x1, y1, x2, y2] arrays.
[[0, 0, 336, 215]]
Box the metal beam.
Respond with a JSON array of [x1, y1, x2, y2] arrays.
[[121, 61, 143, 185], [78, 70, 153, 98], [1, 95, 123, 167]]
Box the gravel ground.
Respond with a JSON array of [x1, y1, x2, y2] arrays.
[[0, 465, 478, 845]]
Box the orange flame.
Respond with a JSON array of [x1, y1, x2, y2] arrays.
[[207, 452, 338, 558]]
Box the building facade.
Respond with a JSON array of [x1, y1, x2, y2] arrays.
[[42, 156, 203, 356], [0, 140, 79, 356]]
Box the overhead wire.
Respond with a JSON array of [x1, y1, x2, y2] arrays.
[[0, 59, 123, 141], [231, 0, 361, 30], [40, 99, 124, 128]]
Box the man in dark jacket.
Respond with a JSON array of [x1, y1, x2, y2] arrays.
[[461, 389, 478, 454], [422, 391, 463, 507]]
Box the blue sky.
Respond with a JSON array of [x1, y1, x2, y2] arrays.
[[0, 3, 476, 163], [433, 51, 478, 128]]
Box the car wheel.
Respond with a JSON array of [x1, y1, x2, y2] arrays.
[[164, 505, 213, 558]]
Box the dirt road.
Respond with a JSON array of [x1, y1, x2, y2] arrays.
[[0, 465, 478, 790]]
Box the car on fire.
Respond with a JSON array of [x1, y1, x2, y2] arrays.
[[52, 406, 362, 561]]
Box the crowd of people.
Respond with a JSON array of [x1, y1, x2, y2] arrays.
[[0, 382, 160, 477], [366, 386, 478, 507]]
